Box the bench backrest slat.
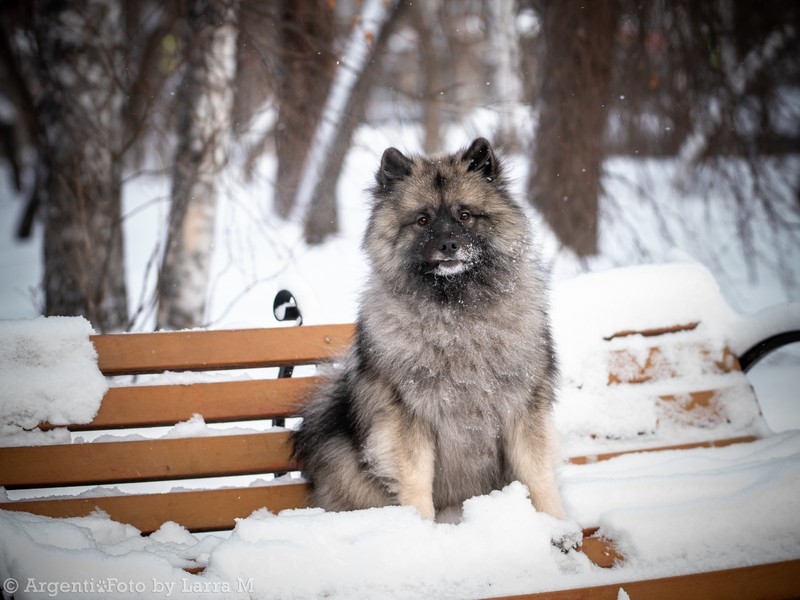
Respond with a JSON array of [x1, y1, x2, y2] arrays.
[[608, 343, 739, 385], [92, 324, 354, 375], [2, 482, 309, 534], [0, 432, 295, 488], [63, 377, 321, 431]]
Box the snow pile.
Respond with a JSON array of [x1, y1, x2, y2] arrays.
[[550, 260, 780, 456], [0, 511, 237, 599], [2, 437, 799, 599], [562, 431, 800, 572], [0, 484, 590, 599], [0, 316, 107, 447], [207, 483, 586, 600], [550, 261, 736, 399], [550, 260, 740, 344], [726, 301, 800, 357]]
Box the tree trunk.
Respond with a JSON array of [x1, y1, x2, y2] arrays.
[[273, 0, 336, 218], [410, 0, 444, 154], [292, 0, 405, 245], [528, 0, 618, 257], [157, 0, 239, 330], [488, 0, 524, 151], [34, 0, 128, 332]]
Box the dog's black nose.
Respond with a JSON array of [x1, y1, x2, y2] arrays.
[[438, 238, 459, 255]]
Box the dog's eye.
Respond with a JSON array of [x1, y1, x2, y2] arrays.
[[458, 210, 472, 222], [417, 215, 429, 227]]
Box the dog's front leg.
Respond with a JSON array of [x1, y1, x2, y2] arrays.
[[505, 411, 566, 520], [365, 412, 436, 520]]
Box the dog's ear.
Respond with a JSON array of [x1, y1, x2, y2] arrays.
[[377, 147, 413, 189], [462, 137, 498, 180]]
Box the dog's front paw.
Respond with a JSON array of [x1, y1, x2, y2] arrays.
[[550, 524, 583, 554]]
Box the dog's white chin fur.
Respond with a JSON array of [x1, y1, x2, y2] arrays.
[[433, 260, 467, 276]]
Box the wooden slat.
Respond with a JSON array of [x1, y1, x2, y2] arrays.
[[658, 389, 719, 412], [604, 322, 699, 341], [3, 432, 756, 488], [62, 377, 322, 430], [580, 529, 622, 569], [0, 432, 295, 488], [608, 344, 739, 385], [92, 324, 354, 376], [485, 559, 800, 600], [0, 483, 309, 534], [566, 436, 758, 465]]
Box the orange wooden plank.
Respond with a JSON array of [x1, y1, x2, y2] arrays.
[[485, 559, 800, 600], [567, 436, 758, 465], [658, 389, 719, 412], [604, 322, 699, 341], [61, 377, 321, 430], [92, 324, 354, 376], [7, 433, 754, 491], [580, 529, 622, 568], [608, 344, 739, 385], [1, 483, 309, 534], [0, 432, 295, 488], [70, 381, 740, 432]]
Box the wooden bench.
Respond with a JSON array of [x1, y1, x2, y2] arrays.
[[1, 289, 799, 598]]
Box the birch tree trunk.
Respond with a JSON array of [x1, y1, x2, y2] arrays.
[[157, 0, 239, 330], [273, 0, 336, 219], [290, 0, 404, 245], [35, 0, 128, 332], [488, 0, 524, 151], [409, 0, 444, 154]]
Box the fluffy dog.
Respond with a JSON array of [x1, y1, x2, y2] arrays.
[[292, 138, 566, 523]]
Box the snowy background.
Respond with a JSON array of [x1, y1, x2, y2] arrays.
[[1, 122, 799, 598]]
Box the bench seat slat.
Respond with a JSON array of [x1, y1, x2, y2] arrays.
[[0, 486, 624, 575], [566, 436, 757, 465], [0, 432, 295, 488], [483, 559, 800, 600], [66, 377, 321, 430], [607, 343, 739, 385], [92, 324, 354, 376], [1, 484, 622, 569], [0, 483, 309, 534], [603, 322, 699, 341]]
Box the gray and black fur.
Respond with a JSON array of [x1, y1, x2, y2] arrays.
[[292, 138, 566, 521]]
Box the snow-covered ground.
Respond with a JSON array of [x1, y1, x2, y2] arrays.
[[1, 122, 799, 598]]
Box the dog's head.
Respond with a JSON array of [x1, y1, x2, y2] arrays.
[[365, 138, 530, 300]]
